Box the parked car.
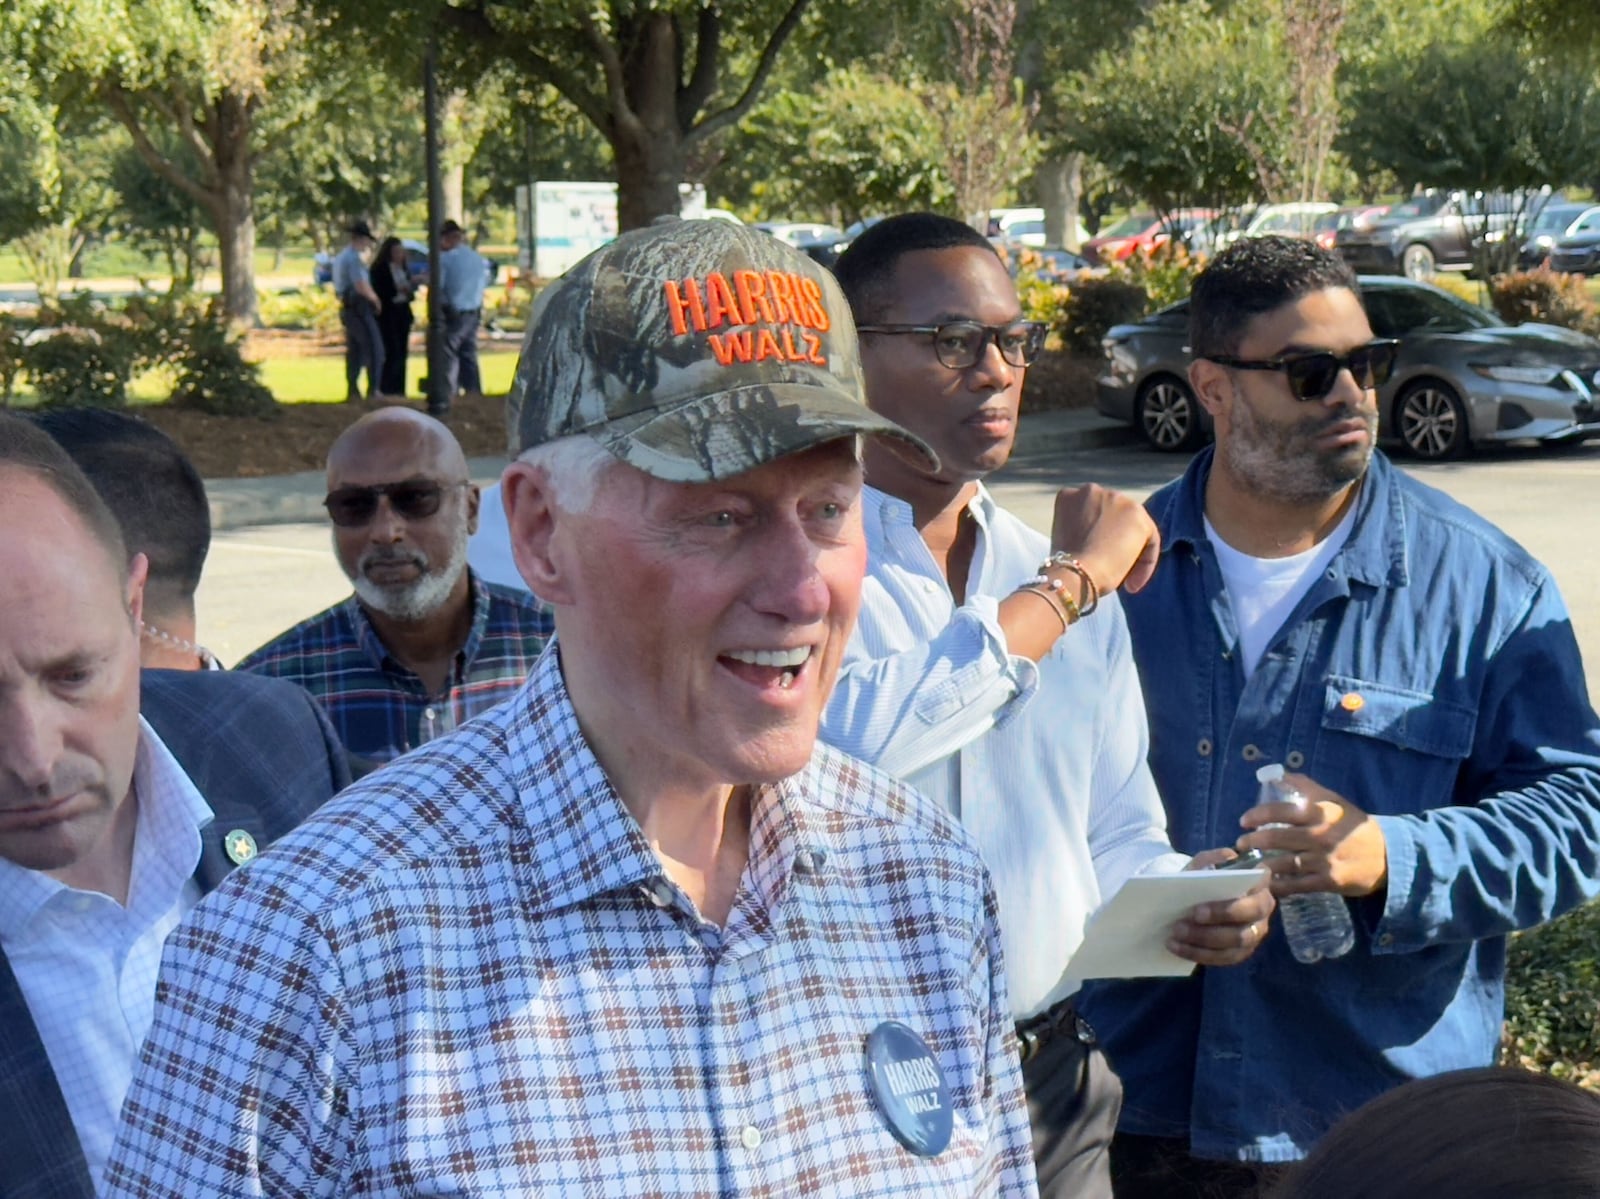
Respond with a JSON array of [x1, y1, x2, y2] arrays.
[[754, 222, 846, 247], [1215, 201, 1339, 250], [1547, 209, 1600, 275], [1334, 190, 1522, 279], [1096, 275, 1600, 459], [1082, 210, 1215, 265], [985, 207, 1091, 247], [791, 230, 851, 270], [1515, 202, 1596, 268]]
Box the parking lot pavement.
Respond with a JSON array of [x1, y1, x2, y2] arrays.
[[198, 441, 1600, 709]]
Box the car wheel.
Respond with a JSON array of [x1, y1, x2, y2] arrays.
[[1396, 380, 1470, 460], [1136, 375, 1204, 452], [1401, 243, 1436, 280]]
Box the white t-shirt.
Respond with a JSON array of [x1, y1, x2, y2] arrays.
[[1205, 504, 1356, 678]]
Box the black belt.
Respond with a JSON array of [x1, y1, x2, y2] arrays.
[[443, 306, 481, 317], [1016, 998, 1097, 1064]]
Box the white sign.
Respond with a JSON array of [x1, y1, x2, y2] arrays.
[[517, 182, 710, 278]]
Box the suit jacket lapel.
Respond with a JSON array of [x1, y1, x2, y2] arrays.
[[0, 951, 95, 1199], [193, 789, 270, 895]]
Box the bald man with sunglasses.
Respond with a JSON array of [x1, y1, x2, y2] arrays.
[[1078, 236, 1600, 1197], [237, 408, 552, 762]]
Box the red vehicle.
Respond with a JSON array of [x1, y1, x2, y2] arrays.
[[1083, 209, 1216, 264]]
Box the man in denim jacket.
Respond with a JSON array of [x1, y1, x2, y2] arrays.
[[1080, 235, 1600, 1198]]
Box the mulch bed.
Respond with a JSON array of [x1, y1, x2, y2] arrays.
[[137, 348, 1098, 480]]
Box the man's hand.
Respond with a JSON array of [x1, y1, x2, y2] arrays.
[[1166, 849, 1277, 966], [1237, 773, 1388, 898], [1050, 484, 1161, 595]]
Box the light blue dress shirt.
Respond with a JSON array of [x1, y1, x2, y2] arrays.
[[330, 244, 367, 301], [824, 483, 1187, 1020], [1080, 447, 1600, 1163], [438, 243, 488, 311]]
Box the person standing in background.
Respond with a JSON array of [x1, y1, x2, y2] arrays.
[[370, 236, 416, 399], [436, 219, 488, 411], [332, 220, 383, 403]]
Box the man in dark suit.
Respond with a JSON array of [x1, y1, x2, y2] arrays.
[[0, 414, 348, 1199]]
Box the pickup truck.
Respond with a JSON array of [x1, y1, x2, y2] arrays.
[[1334, 190, 1517, 279]]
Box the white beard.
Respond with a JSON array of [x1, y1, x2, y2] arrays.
[[348, 534, 470, 623]]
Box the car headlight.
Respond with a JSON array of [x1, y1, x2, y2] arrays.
[[1470, 363, 1562, 385]]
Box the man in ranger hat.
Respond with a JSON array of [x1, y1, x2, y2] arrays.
[[332, 219, 384, 402], [105, 220, 1040, 1197]]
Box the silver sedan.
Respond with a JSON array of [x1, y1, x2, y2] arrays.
[[1096, 276, 1600, 459]]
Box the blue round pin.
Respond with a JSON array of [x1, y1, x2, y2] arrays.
[[864, 1020, 954, 1158]]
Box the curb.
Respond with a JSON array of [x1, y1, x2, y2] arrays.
[[206, 422, 1136, 533]]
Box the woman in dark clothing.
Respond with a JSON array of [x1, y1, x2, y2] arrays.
[[370, 236, 415, 397]]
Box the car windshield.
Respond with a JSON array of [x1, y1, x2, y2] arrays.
[[1363, 285, 1502, 336], [1101, 213, 1154, 238], [1388, 194, 1448, 220], [1532, 205, 1587, 233]]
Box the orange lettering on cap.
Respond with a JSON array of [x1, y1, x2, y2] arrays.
[[764, 271, 795, 324], [754, 329, 783, 361], [664, 278, 708, 334], [735, 271, 777, 325], [704, 272, 740, 330], [707, 330, 754, 365], [797, 277, 831, 331], [803, 331, 827, 365], [780, 328, 803, 360]]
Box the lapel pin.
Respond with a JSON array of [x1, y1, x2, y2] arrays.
[[224, 829, 258, 866]]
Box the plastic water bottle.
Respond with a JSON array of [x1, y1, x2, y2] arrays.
[[1255, 764, 1356, 963]]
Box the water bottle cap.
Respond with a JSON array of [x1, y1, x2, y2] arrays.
[[1256, 763, 1285, 783]]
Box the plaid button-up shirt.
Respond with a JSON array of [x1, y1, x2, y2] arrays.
[[105, 644, 1037, 1197], [236, 572, 553, 762]]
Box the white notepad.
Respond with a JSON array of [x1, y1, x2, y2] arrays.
[[1059, 867, 1271, 989]]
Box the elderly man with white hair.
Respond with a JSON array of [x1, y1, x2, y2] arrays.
[[104, 221, 1040, 1197], [237, 407, 552, 762]]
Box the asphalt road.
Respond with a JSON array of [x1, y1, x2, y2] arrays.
[[196, 440, 1600, 707]]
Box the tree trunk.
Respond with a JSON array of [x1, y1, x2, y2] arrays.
[[211, 93, 257, 323], [1037, 153, 1083, 250], [443, 162, 465, 227], [613, 128, 688, 231]]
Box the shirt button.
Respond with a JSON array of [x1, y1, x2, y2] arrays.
[[740, 1125, 762, 1150], [1286, 750, 1306, 769], [1242, 744, 1262, 762], [1197, 738, 1213, 757], [69, 894, 95, 914], [794, 848, 828, 875], [643, 880, 675, 909], [1379, 933, 1395, 948]]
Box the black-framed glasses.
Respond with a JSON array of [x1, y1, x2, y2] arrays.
[[1206, 338, 1400, 401], [856, 320, 1048, 369], [323, 480, 468, 528]]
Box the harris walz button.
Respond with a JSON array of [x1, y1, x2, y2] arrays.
[[865, 1021, 954, 1158], [223, 829, 258, 865]]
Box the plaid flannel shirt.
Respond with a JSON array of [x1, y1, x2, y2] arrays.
[[237, 572, 553, 762], [105, 643, 1037, 1197]]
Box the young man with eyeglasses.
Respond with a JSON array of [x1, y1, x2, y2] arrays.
[[237, 407, 552, 762], [821, 212, 1276, 1199], [1077, 235, 1600, 1197]]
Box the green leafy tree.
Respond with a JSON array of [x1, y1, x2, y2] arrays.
[[109, 138, 211, 285], [311, 0, 817, 231]]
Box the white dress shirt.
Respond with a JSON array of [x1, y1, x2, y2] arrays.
[[0, 720, 211, 1190], [824, 483, 1188, 1019]]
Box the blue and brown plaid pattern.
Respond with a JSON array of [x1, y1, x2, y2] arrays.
[[236, 572, 553, 762], [105, 644, 1037, 1197]]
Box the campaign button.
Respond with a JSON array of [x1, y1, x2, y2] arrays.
[[864, 1021, 953, 1158]]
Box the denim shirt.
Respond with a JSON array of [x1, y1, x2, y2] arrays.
[[1079, 448, 1600, 1164]]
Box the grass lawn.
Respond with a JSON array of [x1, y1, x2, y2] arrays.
[[116, 349, 522, 405]]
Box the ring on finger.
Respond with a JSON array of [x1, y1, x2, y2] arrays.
[[1291, 853, 1304, 873]]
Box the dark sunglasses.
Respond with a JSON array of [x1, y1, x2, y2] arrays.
[[323, 480, 468, 528], [1206, 338, 1400, 401], [856, 320, 1048, 370]]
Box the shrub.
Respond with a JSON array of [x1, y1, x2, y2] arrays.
[[257, 285, 342, 337], [169, 316, 278, 418], [0, 315, 25, 406], [1504, 900, 1600, 1089], [1059, 277, 1149, 357], [1489, 267, 1600, 336], [23, 329, 133, 408], [1110, 241, 1205, 311]]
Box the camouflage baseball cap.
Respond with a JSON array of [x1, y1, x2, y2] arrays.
[[506, 219, 936, 481]]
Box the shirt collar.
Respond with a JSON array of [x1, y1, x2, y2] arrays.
[[506, 643, 827, 917], [346, 569, 494, 674], [864, 481, 997, 535], [0, 721, 213, 940], [1158, 447, 1409, 590]]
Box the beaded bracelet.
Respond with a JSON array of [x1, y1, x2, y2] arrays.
[[1041, 552, 1100, 618], [1016, 585, 1071, 634]]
